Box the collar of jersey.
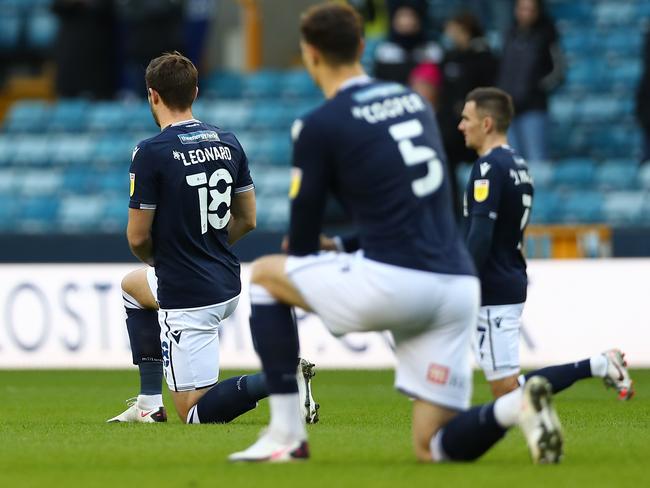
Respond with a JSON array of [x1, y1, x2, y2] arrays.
[[169, 118, 201, 127], [337, 74, 372, 93], [483, 144, 512, 157]]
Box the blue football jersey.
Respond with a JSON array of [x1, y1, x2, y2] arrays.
[[463, 145, 534, 305], [288, 77, 474, 277], [129, 119, 254, 309]]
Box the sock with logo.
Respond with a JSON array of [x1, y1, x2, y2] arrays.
[[187, 373, 268, 424], [523, 359, 592, 394], [430, 388, 521, 461], [123, 292, 163, 400], [248, 283, 305, 439]]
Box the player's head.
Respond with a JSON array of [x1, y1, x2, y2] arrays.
[[145, 51, 198, 127], [458, 87, 514, 150], [299, 3, 364, 85]]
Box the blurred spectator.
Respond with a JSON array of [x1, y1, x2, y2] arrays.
[[409, 62, 442, 109], [497, 0, 565, 162], [52, 0, 117, 99], [436, 12, 497, 217], [373, 0, 442, 85], [636, 27, 650, 164], [116, 0, 185, 98]]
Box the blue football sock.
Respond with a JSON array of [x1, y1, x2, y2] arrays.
[[249, 299, 299, 394], [124, 306, 163, 396], [437, 403, 507, 461], [189, 374, 266, 423], [524, 359, 591, 394], [242, 372, 268, 401]]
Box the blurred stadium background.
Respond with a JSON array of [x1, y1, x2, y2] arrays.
[[0, 0, 649, 370]]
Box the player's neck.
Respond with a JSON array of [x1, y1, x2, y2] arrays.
[[158, 109, 196, 131], [320, 64, 366, 99], [477, 134, 508, 156]]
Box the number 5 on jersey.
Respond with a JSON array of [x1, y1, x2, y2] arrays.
[[186, 169, 233, 234]]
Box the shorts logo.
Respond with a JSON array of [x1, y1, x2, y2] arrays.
[[170, 330, 182, 344], [129, 173, 135, 197], [427, 364, 449, 385], [178, 130, 221, 144], [474, 179, 489, 202]]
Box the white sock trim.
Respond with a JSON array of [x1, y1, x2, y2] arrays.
[[137, 394, 163, 410], [429, 429, 449, 462], [493, 387, 523, 428], [250, 283, 278, 305], [123, 291, 145, 309], [590, 354, 608, 378]]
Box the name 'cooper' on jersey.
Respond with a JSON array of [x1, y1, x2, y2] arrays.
[[129, 120, 254, 309]]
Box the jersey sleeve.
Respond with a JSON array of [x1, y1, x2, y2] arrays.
[[468, 157, 504, 221], [234, 140, 255, 194], [128, 143, 158, 210], [287, 117, 331, 256]]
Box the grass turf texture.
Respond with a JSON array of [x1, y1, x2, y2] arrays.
[[0, 369, 648, 488]]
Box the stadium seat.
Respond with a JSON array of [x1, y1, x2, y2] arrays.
[[549, 95, 577, 124], [50, 135, 96, 166], [103, 195, 128, 229], [455, 163, 473, 191], [124, 103, 158, 133], [241, 70, 283, 99], [202, 71, 243, 99], [256, 196, 289, 230], [528, 160, 554, 188], [254, 168, 290, 196], [3, 101, 51, 134], [0, 194, 17, 230], [552, 158, 596, 188], [560, 191, 604, 223], [594, 2, 636, 26], [26, 8, 58, 49], [280, 70, 320, 99], [595, 160, 638, 190], [578, 96, 621, 123], [203, 101, 251, 131], [86, 102, 129, 132], [530, 190, 563, 224], [20, 169, 62, 195], [248, 101, 294, 130], [19, 195, 59, 231], [246, 133, 291, 166], [603, 191, 645, 224], [0, 169, 15, 194], [13, 136, 52, 166], [639, 162, 650, 189], [0, 10, 20, 50], [0, 136, 15, 166], [47, 100, 89, 133], [58, 195, 105, 230], [98, 171, 127, 193]]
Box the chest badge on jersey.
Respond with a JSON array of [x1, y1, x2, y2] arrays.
[[474, 179, 489, 202], [289, 167, 302, 199], [129, 173, 135, 197]]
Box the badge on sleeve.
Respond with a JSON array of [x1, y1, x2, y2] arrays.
[[289, 167, 302, 199], [474, 179, 489, 202], [129, 173, 135, 197]]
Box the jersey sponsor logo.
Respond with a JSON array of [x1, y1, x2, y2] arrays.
[[177, 130, 221, 145], [129, 173, 135, 197], [479, 162, 491, 177], [289, 167, 302, 199], [474, 179, 490, 202], [427, 363, 449, 385]]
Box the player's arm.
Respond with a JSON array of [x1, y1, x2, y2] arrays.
[[465, 215, 495, 272], [287, 119, 330, 255], [127, 208, 155, 265], [127, 143, 158, 265], [227, 189, 256, 245]]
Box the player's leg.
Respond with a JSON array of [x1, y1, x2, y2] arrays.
[[107, 268, 166, 423], [521, 349, 634, 399]]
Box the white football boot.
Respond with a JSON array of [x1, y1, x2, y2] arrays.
[[602, 349, 635, 400], [228, 429, 309, 463], [106, 397, 167, 423], [298, 358, 320, 424], [519, 376, 563, 464]]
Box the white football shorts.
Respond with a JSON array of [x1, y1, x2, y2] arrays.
[[286, 251, 480, 411], [147, 266, 240, 392], [474, 302, 525, 381]]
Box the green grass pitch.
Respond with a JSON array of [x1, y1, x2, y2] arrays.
[[0, 369, 648, 487]]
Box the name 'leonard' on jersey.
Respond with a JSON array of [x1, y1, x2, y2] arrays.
[[129, 120, 254, 310], [288, 78, 474, 277], [463, 145, 534, 306]]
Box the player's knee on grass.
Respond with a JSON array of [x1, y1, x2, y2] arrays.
[[411, 400, 458, 463], [489, 375, 520, 398]]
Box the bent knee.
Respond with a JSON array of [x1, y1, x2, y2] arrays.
[[490, 376, 520, 398]]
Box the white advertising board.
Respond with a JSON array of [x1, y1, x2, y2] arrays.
[[0, 260, 647, 369]]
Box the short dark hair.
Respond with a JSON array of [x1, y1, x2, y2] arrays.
[[449, 11, 484, 39], [145, 51, 198, 111], [465, 87, 514, 133], [300, 3, 363, 65]]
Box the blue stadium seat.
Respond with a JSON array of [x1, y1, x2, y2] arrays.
[[552, 158, 596, 187], [256, 196, 289, 230], [202, 71, 243, 99], [13, 136, 52, 166], [241, 70, 283, 99], [246, 133, 291, 166], [560, 191, 604, 223], [280, 70, 320, 99], [595, 2, 636, 26], [86, 103, 129, 132], [124, 103, 158, 132], [455, 164, 472, 191], [254, 168, 290, 196], [248, 101, 294, 130], [20, 169, 62, 195], [527, 160, 553, 188], [3, 101, 50, 133], [0, 169, 15, 194], [203, 101, 251, 131], [62, 168, 94, 194], [98, 171, 126, 193], [595, 160, 638, 190], [18, 195, 59, 231], [47, 100, 89, 132], [0, 136, 15, 166], [603, 191, 645, 224], [58, 195, 105, 230], [549, 95, 577, 124], [50, 135, 95, 166], [0, 194, 17, 230], [103, 195, 128, 229], [639, 162, 650, 189], [26, 9, 58, 49], [0, 10, 20, 50], [93, 136, 134, 166], [530, 190, 563, 224], [578, 96, 621, 122]]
